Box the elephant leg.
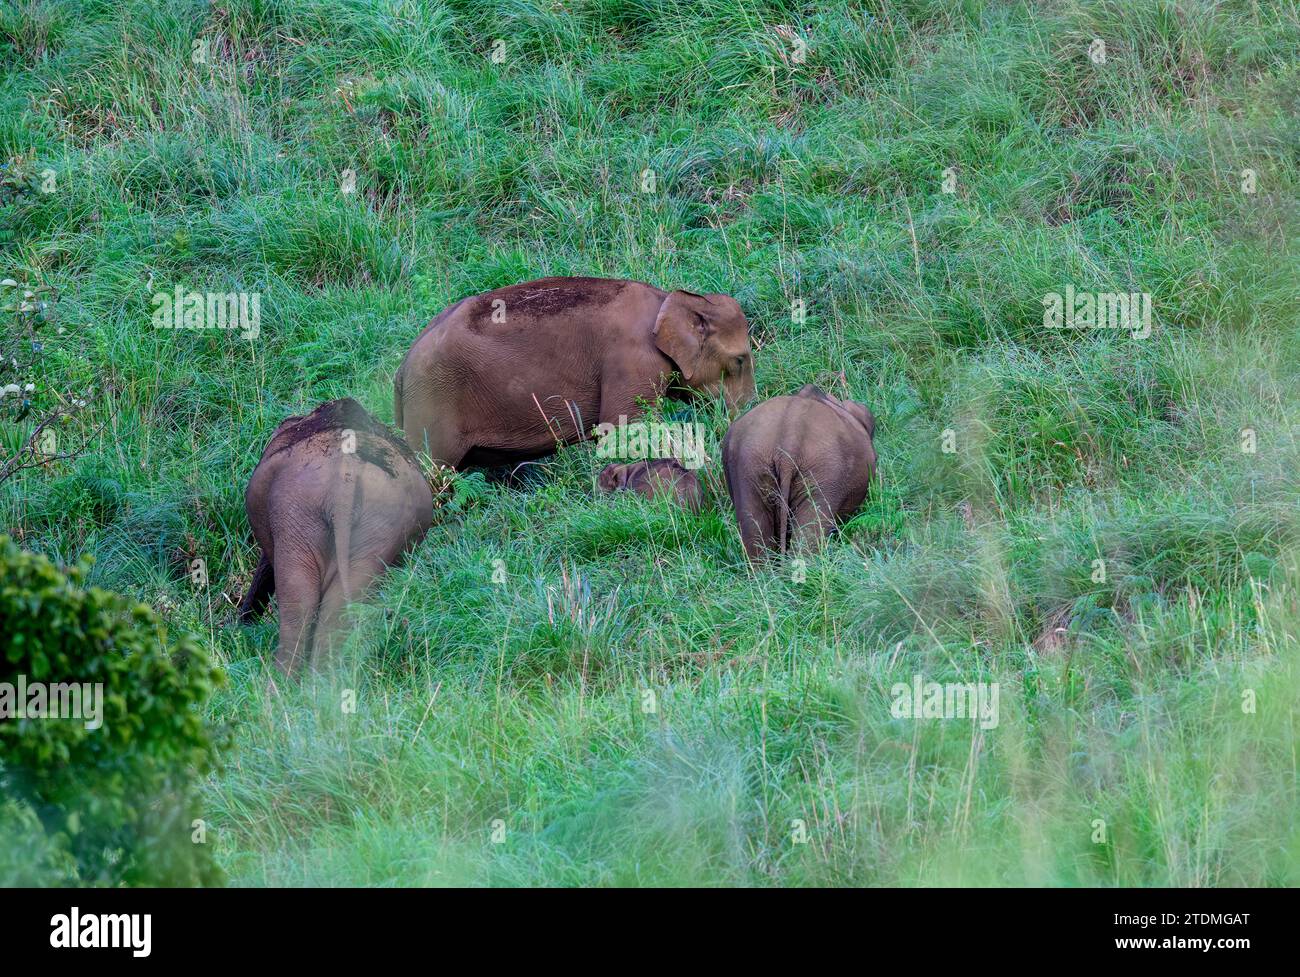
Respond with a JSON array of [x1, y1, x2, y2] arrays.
[[788, 482, 834, 555], [272, 549, 321, 678], [732, 479, 776, 563], [400, 396, 469, 469], [311, 553, 389, 668], [597, 372, 660, 428], [309, 581, 349, 669]]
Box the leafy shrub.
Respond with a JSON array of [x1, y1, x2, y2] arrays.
[[0, 537, 226, 886]]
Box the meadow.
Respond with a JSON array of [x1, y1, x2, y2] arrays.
[[2, 0, 1298, 885]]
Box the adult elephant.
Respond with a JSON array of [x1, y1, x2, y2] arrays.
[[394, 276, 757, 468]]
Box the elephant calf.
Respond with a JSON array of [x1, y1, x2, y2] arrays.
[[722, 385, 877, 561], [237, 398, 433, 675], [597, 459, 703, 513]]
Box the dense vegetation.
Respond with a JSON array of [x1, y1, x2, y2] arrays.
[[0, 538, 225, 886], [2, 0, 1297, 885]]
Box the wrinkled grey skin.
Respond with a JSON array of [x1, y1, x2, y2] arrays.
[[237, 398, 433, 675], [721, 385, 877, 562], [597, 458, 704, 513], [394, 276, 756, 468]]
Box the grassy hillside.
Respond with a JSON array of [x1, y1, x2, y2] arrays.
[[3, 0, 1298, 885]]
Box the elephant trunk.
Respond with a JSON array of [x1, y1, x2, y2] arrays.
[[725, 369, 757, 415], [237, 551, 275, 622]]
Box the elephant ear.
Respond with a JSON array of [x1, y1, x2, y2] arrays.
[[653, 290, 710, 382], [796, 385, 875, 439], [841, 400, 876, 439], [262, 414, 305, 458], [794, 384, 829, 401]]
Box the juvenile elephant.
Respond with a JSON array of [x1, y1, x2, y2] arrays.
[[237, 398, 433, 675], [598, 458, 704, 513], [722, 385, 877, 561], [394, 277, 756, 468]]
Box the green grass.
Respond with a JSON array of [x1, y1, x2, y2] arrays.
[[3, 0, 1298, 886]]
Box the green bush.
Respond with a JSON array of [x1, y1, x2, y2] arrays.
[[0, 536, 226, 886]]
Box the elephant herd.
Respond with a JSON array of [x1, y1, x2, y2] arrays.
[[237, 276, 878, 675]]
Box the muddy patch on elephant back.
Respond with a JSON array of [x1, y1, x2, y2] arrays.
[[467, 276, 633, 326], [268, 397, 420, 478]]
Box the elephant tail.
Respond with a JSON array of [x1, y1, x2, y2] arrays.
[[237, 550, 275, 623], [775, 462, 793, 554], [334, 455, 359, 602]]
